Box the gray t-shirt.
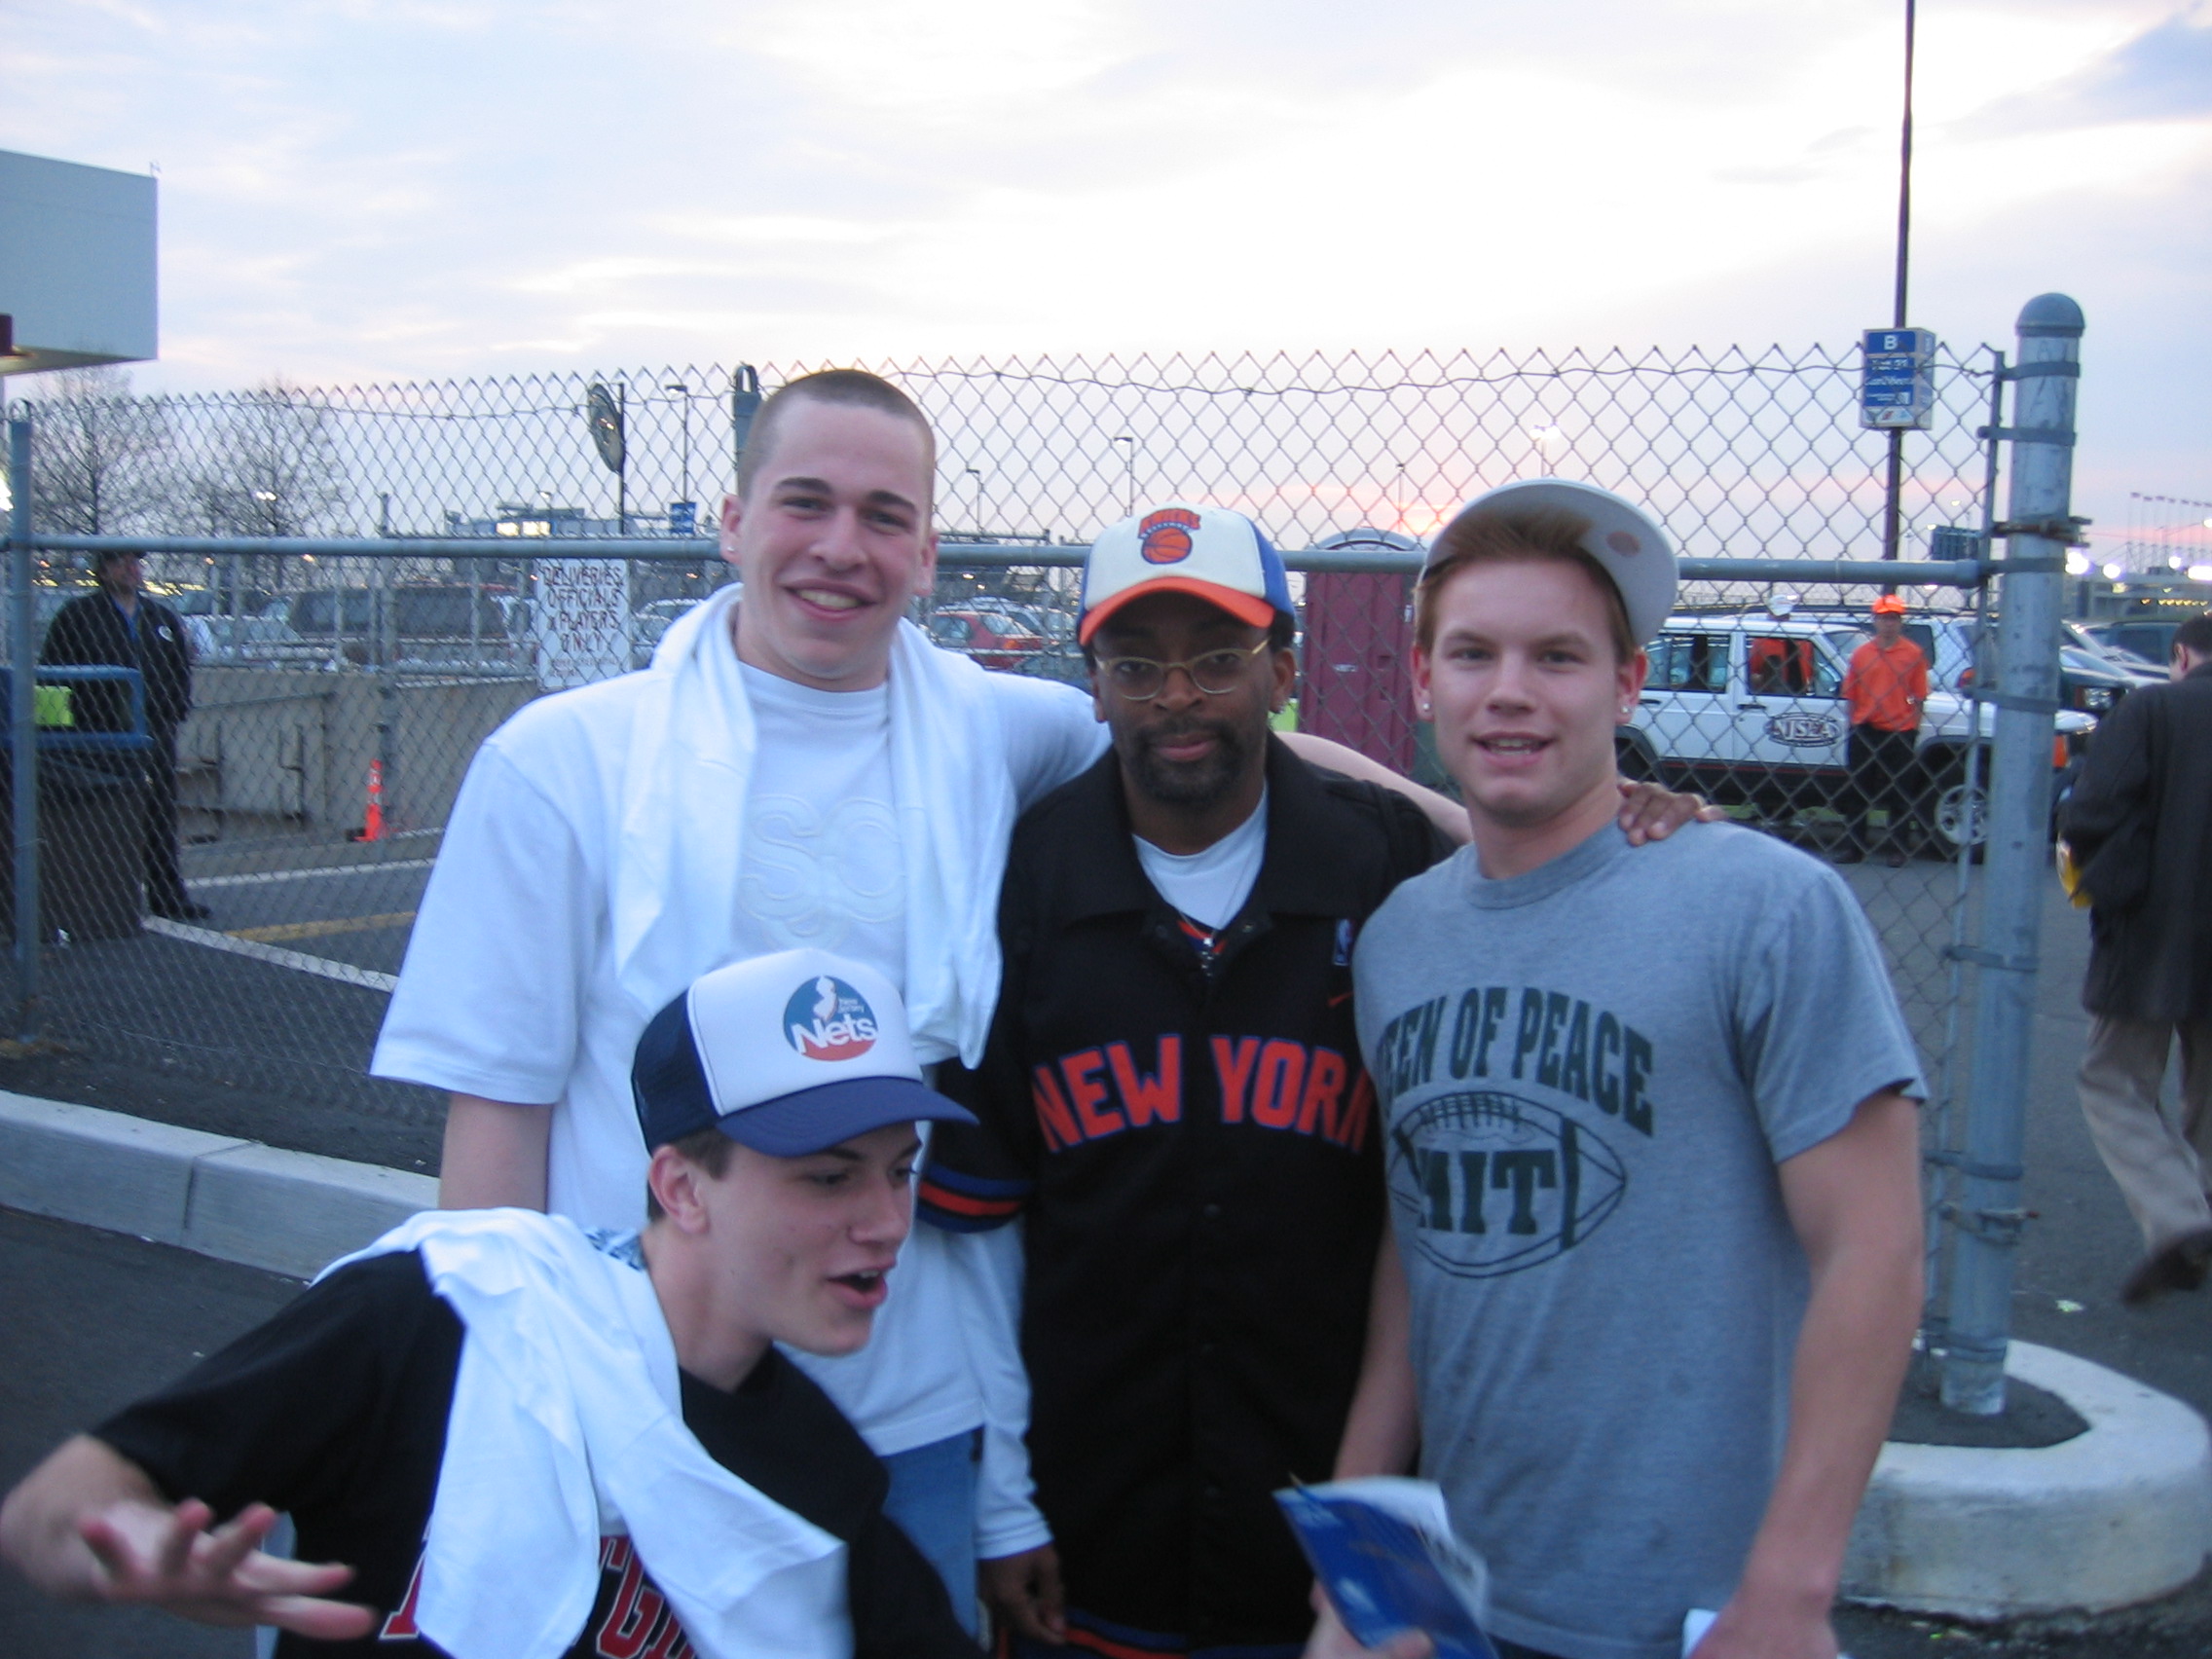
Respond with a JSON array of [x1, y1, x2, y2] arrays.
[[1353, 821, 1923, 1659]]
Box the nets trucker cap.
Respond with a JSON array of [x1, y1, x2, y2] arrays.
[[1079, 502, 1295, 645], [1428, 479, 1679, 646], [632, 949, 976, 1158]]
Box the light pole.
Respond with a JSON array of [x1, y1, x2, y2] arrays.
[[666, 380, 691, 533], [1880, 0, 1918, 565], [965, 467, 984, 538], [1112, 435, 1137, 517]]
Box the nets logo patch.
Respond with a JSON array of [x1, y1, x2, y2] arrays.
[[1139, 507, 1200, 565], [1388, 1091, 1626, 1278], [783, 976, 879, 1061]]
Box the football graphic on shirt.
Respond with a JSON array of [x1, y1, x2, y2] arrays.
[[782, 976, 880, 1061], [1387, 1091, 1627, 1278]]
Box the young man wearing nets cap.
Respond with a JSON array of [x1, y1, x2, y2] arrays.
[[1329, 481, 1925, 1659], [3, 949, 984, 1659]]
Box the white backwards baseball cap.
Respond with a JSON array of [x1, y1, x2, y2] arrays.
[[632, 949, 975, 1158], [1079, 502, 1296, 645], [1428, 479, 1679, 646]]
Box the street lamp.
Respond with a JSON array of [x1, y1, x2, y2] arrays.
[[666, 380, 691, 533], [965, 467, 984, 538], [1112, 435, 1137, 517]]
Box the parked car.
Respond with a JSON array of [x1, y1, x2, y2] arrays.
[[148, 586, 292, 661], [1623, 611, 2096, 858], [257, 584, 522, 667], [963, 597, 1076, 643], [630, 597, 706, 669], [926, 608, 1048, 671], [2082, 618, 2186, 673]]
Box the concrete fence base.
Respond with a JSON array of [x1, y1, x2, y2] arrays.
[[1844, 1340, 2212, 1620]]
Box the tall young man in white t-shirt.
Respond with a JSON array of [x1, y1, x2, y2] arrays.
[[374, 372, 1459, 1619]]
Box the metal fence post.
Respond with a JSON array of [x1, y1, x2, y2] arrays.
[[8, 416, 41, 1040], [1939, 294, 2083, 1415]]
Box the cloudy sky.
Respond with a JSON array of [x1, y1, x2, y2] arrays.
[[4, 0, 2207, 547]]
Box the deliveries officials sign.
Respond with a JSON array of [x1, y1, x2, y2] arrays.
[[1861, 328, 1937, 430]]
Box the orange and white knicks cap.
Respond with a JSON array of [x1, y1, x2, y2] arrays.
[[1079, 502, 1296, 645]]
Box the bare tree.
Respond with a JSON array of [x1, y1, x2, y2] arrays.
[[185, 379, 353, 590], [23, 365, 175, 537]]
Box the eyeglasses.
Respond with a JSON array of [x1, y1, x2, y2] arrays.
[[1095, 640, 1271, 701]]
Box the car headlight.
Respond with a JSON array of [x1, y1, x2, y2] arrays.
[[2082, 687, 2114, 712]]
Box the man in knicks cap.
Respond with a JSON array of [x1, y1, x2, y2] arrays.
[[1332, 482, 1925, 1659], [3, 949, 986, 1659], [917, 501, 1710, 1659]]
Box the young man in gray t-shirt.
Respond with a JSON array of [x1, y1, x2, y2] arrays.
[[1327, 482, 1925, 1659]]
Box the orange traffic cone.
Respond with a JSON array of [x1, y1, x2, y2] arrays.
[[361, 759, 386, 842]]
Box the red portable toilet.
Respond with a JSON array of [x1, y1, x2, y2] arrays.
[[1301, 529, 1420, 775]]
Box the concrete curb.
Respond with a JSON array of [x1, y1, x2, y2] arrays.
[[1845, 1341, 2212, 1618], [0, 1088, 435, 1278]]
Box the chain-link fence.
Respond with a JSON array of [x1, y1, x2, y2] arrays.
[[4, 337, 2072, 1369]]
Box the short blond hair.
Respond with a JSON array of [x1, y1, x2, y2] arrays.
[[1416, 507, 1636, 663]]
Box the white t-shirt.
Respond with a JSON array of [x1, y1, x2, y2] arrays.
[[730, 662, 903, 967], [373, 643, 1106, 1468], [1132, 789, 1269, 929]]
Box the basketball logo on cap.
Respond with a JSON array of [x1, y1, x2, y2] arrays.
[[783, 976, 879, 1061], [1139, 507, 1199, 565]]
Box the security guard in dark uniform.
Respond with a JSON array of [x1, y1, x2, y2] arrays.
[[920, 505, 1449, 1659], [40, 550, 208, 919]]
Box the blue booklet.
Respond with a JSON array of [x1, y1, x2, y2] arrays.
[[1274, 1478, 1498, 1659]]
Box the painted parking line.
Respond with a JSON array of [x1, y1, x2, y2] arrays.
[[142, 917, 400, 994], [194, 858, 437, 890], [227, 911, 418, 946]]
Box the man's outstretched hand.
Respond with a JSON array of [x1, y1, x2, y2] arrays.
[[78, 1496, 374, 1640], [981, 1543, 1068, 1645]]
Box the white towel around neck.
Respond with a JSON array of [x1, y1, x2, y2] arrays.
[[610, 585, 1015, 1066], [317, 1209, 848, 1659]]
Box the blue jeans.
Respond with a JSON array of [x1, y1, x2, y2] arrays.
[[881, 1428, 982, 1637]]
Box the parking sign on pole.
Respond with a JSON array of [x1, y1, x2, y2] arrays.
[[1862, 327, 1937, 430]]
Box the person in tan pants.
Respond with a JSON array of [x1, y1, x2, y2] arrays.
[[2064, 610, 2212, 1303]]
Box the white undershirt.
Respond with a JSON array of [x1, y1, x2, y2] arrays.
[[729, 663, 903, 972], [1133, 788, 1269, 929]]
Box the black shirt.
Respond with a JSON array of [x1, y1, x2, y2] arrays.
[[918, 739, 1448, 1655], [39, 590, 195, 733], [95, 1250, 975, 1659]]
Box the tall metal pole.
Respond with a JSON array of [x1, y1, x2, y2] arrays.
[[9, 417, 41, 1039], [1940, 294, 2083, 1415], [1881, 0, 1917, 565]]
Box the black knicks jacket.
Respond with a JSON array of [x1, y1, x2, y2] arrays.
[[920, 738, 1447, 1656]]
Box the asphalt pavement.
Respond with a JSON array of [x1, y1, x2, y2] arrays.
[[0, 1208, 298, 1659]]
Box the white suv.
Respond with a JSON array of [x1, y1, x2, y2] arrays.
[[1620, 610, 2095, 858]]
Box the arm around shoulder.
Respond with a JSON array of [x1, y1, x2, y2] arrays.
[[438, 1093, 552, 1211], [1280, 732, 1468, 845]]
